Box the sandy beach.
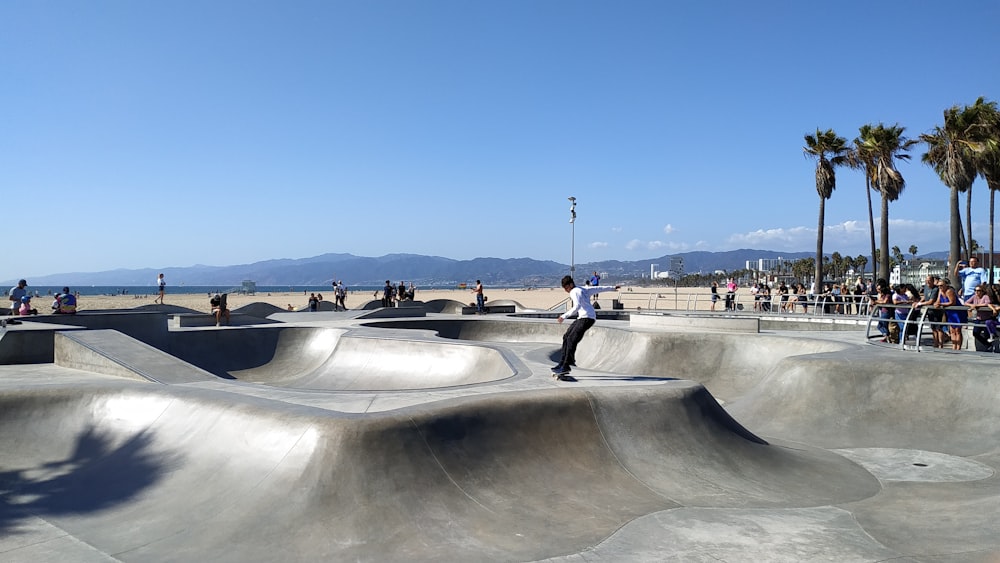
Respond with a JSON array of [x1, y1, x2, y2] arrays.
[[58, 287, 573, 314], [15, 285, 743, 315]]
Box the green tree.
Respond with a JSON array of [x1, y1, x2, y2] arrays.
[[921, 100, 986, 285], [909, 245, 918, 259], [970, 99, 1000, 282], [891, 245, 903, 264], [856, 124, 917, 281], [831, 251, 843, 280], [855, 254, 868, 279], [849, 134, 879, 284], [804, 128, 850, 290]]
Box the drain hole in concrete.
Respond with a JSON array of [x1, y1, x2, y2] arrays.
[[913, 463, 928, 467]]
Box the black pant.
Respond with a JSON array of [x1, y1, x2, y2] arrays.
[[560, 317, 596, 366]]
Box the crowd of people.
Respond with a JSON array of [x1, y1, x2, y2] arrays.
[[5, 280, 77, 317], [867, 256, 996, 351]]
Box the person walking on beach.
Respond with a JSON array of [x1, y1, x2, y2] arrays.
[[472, 280, 486, 314], [154, 274, 166, 304], [551, 275, 620, 379], [335, 281, 347, 311]]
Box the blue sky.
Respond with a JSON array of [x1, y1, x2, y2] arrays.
[[3, 1, 999, 278]]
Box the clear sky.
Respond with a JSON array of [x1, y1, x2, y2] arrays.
[[3, 1, 999, 278]]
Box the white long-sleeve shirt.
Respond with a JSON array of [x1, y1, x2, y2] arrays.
[[562, 285, 618, 320]]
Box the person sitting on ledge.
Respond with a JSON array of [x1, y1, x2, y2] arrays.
[[53, 287, 77, 314], [210, 293, 230, 326]]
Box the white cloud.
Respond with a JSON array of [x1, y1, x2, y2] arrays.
[[611, 226, 623, 233], [626, 239, 694, 252], [588, 241, 608, 249], [662, 224, 676, 235], [727, 226, 812, 250], [724, 217, 950, 254]]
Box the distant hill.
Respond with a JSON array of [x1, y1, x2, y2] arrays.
[[6, 249, 948, 287]]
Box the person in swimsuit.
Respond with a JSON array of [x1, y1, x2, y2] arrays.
[[936, 279, 964, 350]]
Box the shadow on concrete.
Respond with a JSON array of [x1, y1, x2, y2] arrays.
[[0, 425, 173, 537]]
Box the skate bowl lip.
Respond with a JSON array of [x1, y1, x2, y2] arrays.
[[169, 325, 520, 392]]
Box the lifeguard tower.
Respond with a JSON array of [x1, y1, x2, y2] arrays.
[[241, 280, 257, 295]]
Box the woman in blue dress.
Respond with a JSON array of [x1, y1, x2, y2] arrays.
[[936, 279, 965, 350]]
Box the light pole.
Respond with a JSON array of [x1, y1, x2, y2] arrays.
[[568, 196, 577, 277]]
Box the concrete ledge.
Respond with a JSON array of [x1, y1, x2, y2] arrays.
[[55, 330, 218, 384], [462, 306, 516, 315], [356, 307, 427, 319], [21, 311, 169, 350], [630, 312, 760, 333], [169, 313, 276, 327]]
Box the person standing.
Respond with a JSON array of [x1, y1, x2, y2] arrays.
[[955, 257, 988, 304], [8, 279, 27, 315], [335, 281, 347, 311], [472, 280, 485, 314], [551, 275, 621, 378], [710, 281, 719, 311], [935, 279, 964, 351], [590, 271, 600, 286], [154, 273, 166, 304], [382, 280, 394, 308]]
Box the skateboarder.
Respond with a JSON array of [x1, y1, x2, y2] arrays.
[[551, 275, 620, 378]]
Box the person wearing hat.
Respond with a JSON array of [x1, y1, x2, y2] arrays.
[[53, 286, 77, 314], [18, 295, 37, 316], [8, 279, 27, 316]]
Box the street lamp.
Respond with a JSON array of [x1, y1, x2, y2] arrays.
[[568, 197, 577, 277]]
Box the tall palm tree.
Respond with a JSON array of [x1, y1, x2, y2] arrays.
[[855, 124, 917, 281], [804, 128, 849, 289], [921, 101, 984, 285], [970, 99, 1000, 282], [909, 245, 918, 260], [848, 133, 879, 285]]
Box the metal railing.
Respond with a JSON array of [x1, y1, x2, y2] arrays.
[[863, 302, 999, 354], [614, 289, 875, 319]]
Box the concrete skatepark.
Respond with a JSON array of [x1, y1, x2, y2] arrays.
[[1, 301, 999, 562]]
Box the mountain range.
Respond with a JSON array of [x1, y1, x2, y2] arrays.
[[7, 249, 947, 288]]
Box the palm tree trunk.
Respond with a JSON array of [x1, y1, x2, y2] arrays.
[[958, 213, 968, 258], [950, 186, 962, 286], [880, 194, 891, 281], [866, 178, 877, 279], [991, 188, 996, 285], [815, 198, 825, 289], [966, 187, 974, 258]]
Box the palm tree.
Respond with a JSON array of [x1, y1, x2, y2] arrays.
[[970, 99, 1000, 282], [855, 254, 868, 280], [831, 251, 843, 280], [892, 245, 904, 267], [921, 101, 985, 285], [804, 128, 849, 290], [855, 124, 917, 281], [909, 245, 918, 260], [849, 131, 879, 284]]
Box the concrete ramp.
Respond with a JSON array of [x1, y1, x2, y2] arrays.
[[0, 382, 882, 562], [168, 326, 515, 391], [234, 335, 515, 390], [55, 330, 220, 384]]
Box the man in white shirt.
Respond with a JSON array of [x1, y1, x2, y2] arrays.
[[552, 275, 620, 379], [956, 257, 989, 304]]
